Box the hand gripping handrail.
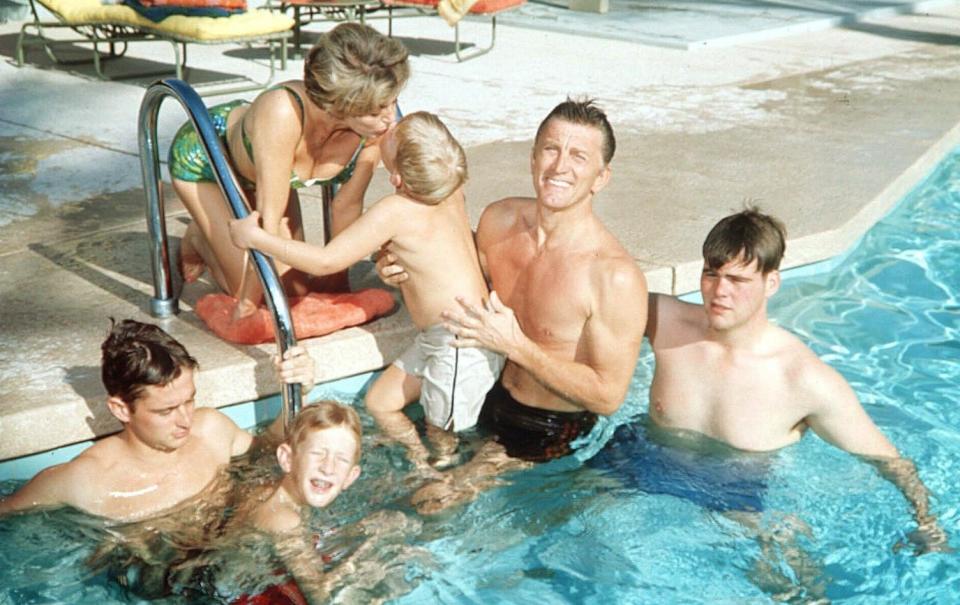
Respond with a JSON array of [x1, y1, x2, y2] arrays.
[[138, 78, 302, 426]]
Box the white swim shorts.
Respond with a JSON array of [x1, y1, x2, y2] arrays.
[[393, 324, 504, 432]]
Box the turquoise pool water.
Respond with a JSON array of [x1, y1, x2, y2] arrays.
[[2, 148, 959, 602]]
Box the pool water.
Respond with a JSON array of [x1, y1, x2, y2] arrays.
[[2, 148, 959, 603]]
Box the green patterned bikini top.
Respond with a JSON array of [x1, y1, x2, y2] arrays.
[[240, 85, 366, 190]]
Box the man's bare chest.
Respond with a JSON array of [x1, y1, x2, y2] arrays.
[[94, 452, 224, 520], [651, 348, 803, 450], [498, 257, 590, 348]]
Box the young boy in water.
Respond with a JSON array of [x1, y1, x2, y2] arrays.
[[240, 401, 362, 534], [229, 112, 503, 475], [220, 401, 362, 604]]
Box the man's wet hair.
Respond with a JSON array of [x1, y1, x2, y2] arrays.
[[702, 207, 787, 274], [101, 319, 198, 407], [535, 97, 616, 165]]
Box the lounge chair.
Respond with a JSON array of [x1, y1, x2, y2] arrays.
[[267, 0, 383, 56], [382, 0, 525, 62], [16, 0, 294, 95]]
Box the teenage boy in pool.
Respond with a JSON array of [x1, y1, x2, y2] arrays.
[[626, 208, 948, 553], [0, 319, 315, 521], [229, 111, 503, 475]]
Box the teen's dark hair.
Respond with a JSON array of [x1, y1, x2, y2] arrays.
[[535, 97, 616, 164], [702, 207, 787, 274], [101, 319, 198, 407]]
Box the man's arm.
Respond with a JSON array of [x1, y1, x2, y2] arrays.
[[804, 363, 949, 553], [0, 462, 79, 516], [447, 260, 648, 415], [229, 199, 401, 277], [645, 292, 707, 350]]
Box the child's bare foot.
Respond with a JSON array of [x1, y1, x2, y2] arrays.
[[177, 223, 205, 283], [232, 297, 259, 321], [425, 425, 460, 469]]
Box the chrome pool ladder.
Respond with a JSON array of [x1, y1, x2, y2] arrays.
[[137, 78, 302, 425]]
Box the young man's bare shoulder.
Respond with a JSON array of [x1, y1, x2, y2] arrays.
[[192, 406, 253, 459], [645, 293, 708, 348], [29, 442, 122, 504], [190, 408, 240, 442], [771, 326, 847, 394]]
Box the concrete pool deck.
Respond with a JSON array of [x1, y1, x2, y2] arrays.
[[1, 1, 960, 461]]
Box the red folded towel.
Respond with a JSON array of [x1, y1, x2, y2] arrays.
[[196, 289, 395, 344]]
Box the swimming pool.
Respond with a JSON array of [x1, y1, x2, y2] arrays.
[[2, 148, 958, 603]]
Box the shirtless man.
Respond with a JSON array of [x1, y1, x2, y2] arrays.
[[0, 319, 314, 521], [641, 208, 948, 552], [380, 99, 648, 508]]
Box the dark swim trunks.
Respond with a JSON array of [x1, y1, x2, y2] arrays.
[[478, 380, 598, 462], [589, 421, 770, 513]]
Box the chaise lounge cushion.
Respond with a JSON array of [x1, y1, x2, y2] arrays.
[[122, 0, 247, 22], [38, 0, 293, 39], [384, 0, 523, 15]]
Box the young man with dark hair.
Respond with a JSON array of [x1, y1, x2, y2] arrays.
[[639, 208, 948, 552], [0, 319, 315, 521]]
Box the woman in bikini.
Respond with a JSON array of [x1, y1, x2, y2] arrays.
[[168, 22, 409, 318]]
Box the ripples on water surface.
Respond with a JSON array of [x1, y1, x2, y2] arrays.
[[2, 152, 959, 603]]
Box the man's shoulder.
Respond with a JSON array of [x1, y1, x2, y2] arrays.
[[771, 326, 849, 392], [192, 407, 241, 437], [191, 407, 252, 458], [591, 251, 647, 297], [27, 442, 119, 501], [477, 197, 535, 245], [480, 197, 535, 223], [647, 294, 707, 348], [650, 293, 702, 321]]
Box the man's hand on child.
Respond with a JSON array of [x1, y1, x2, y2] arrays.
[[229, 210, 263, 250], [442, 291, 526, 357], [374, 246, 409, 287]]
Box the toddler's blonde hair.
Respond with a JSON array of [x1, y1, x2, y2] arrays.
[[394, 111, 468, 205]]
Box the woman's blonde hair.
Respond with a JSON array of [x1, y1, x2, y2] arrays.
[[394, 111, 467, 205], [304, 23, 409, 118]]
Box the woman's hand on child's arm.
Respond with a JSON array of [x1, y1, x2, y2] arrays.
[[229, 211, 265, 250]]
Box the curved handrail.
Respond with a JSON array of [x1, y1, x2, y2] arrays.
[[137, 78, 302, 426]]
